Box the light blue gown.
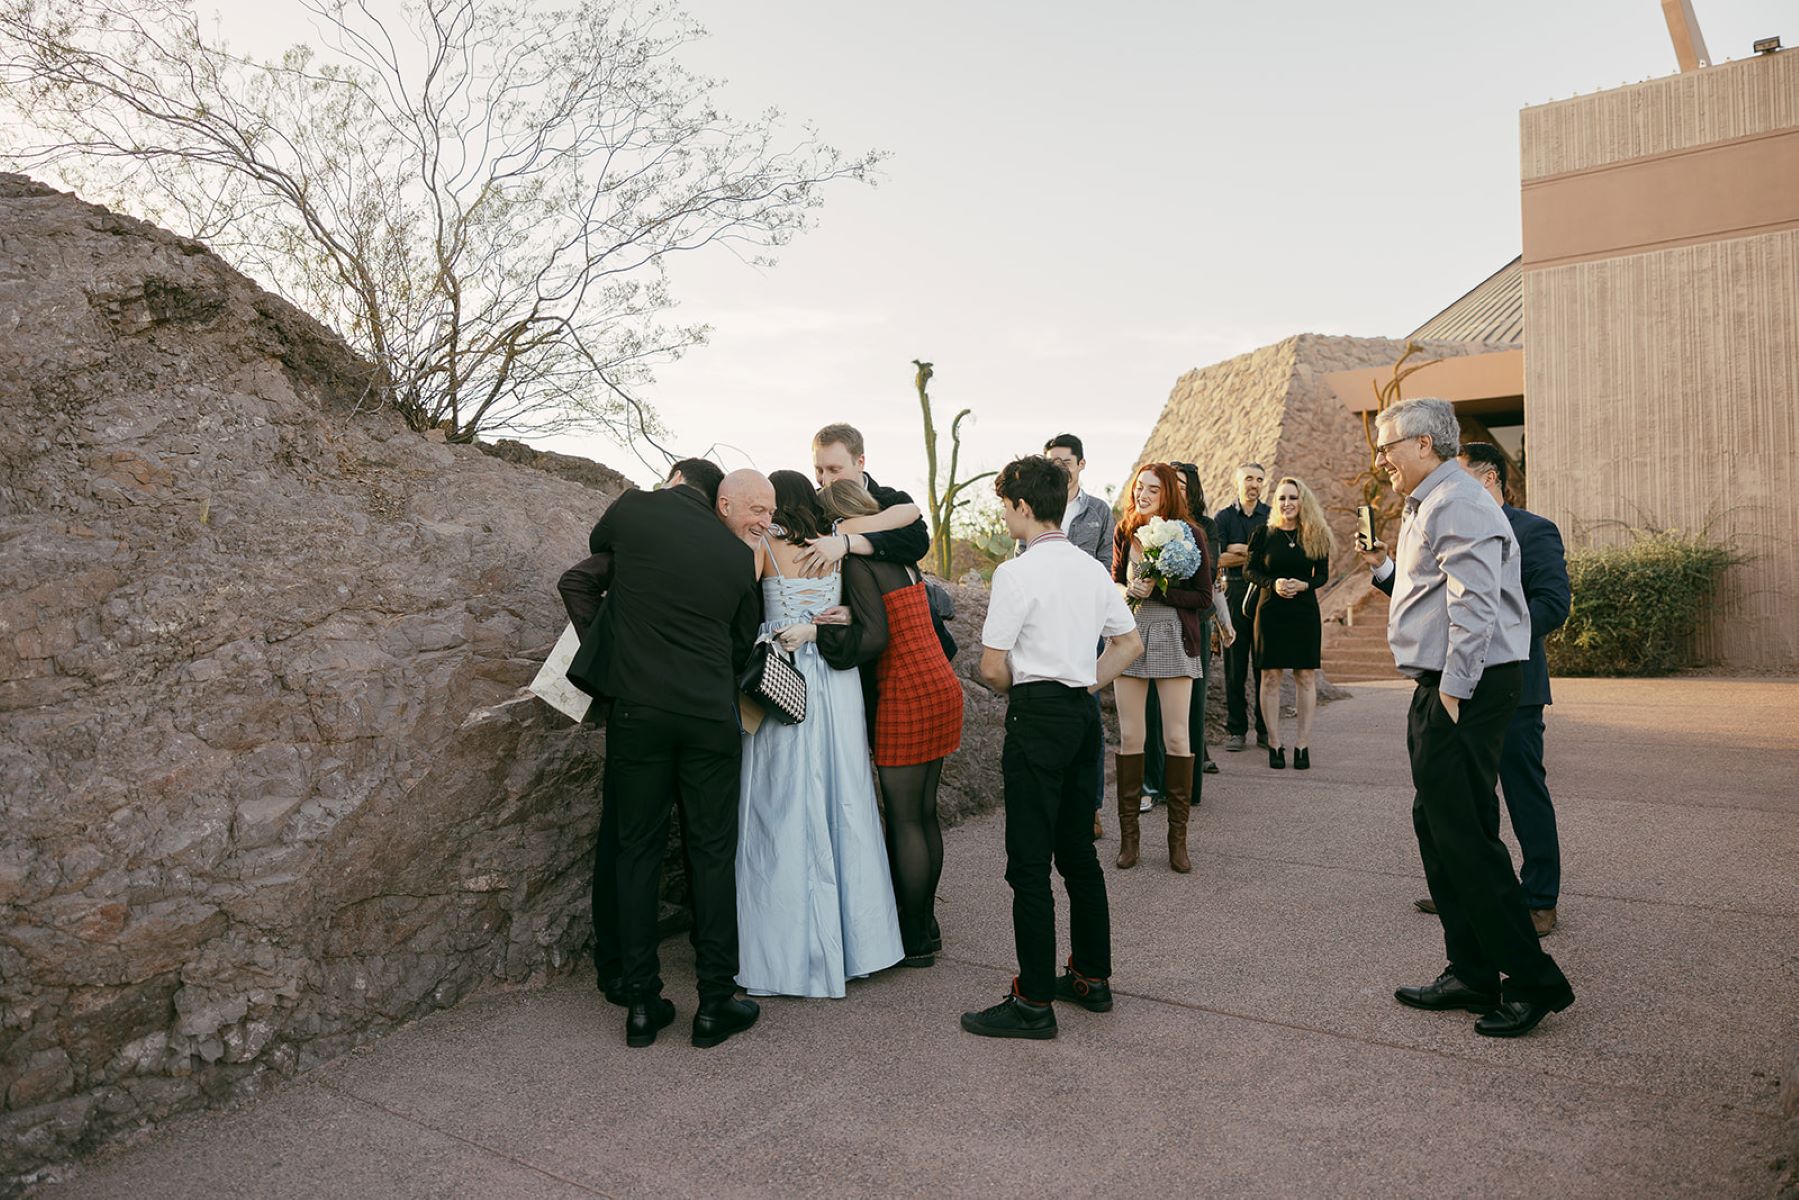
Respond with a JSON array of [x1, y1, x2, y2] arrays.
[[736, 556, 904, 998]]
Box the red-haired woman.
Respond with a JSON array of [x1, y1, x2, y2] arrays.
[[1111, 462, 1213, 874]]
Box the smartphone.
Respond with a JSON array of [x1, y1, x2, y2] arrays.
[[1356, 505, 1376, 551]]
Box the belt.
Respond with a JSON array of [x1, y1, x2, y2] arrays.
[[1009, 680, 1089, 700], [1416, 662, 1524, 688]]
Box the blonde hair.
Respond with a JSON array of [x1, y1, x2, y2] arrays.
[[819, 478, 881, 520], [1271, 476, 1336, 561]]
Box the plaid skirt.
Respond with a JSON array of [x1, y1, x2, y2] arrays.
[[1121, 597, 1204, 680], [873, 582, 964, 766]]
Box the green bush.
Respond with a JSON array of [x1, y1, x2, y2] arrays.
[[1547, 529, 1740, 676]]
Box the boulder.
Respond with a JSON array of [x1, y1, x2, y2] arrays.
[[0, 175, 633, 1183], [0, 173, 1017, 1188]]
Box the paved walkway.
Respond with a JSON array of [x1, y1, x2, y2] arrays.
[[35, 679, 1799, 1198]]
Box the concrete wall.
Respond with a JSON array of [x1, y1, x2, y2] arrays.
[[1521, 52, 1799, 669]]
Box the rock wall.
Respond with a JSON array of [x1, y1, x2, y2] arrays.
[[0, 174, 628, 1185], [0, 176, 1011, 1189]]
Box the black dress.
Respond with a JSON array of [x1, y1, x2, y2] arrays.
[[1246, 525, 1328, 670]]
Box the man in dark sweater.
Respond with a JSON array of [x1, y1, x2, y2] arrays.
[[800, 422, 932, 570]]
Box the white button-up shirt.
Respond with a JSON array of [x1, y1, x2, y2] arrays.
[[983, 532, 1136, 689], [1375, 460, 1531, 699]]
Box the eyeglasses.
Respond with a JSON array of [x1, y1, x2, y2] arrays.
[[1374, 436, 1419, 459]]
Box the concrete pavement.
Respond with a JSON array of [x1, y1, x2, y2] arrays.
[[32, 678, 1799, 1198]]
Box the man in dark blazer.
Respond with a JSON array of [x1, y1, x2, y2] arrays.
[[574, 460, 769, 1049], [1406, 444, 1571, 936]]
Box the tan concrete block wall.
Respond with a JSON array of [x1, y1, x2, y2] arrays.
[[1521, 51, 1799, 181], [1524, 228, 1799, 668]]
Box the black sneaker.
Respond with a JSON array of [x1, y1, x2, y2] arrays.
[[1054, 963, 1114, 1013], [960, 983, 1056, 1040]]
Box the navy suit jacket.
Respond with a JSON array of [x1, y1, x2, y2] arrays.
[[1504, 504, 1571, 707]]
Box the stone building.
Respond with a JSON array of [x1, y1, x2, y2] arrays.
[[1133, 333, 1494, 584], [1520, 48, 1799, 670], [1139, 43, 1798, 671]]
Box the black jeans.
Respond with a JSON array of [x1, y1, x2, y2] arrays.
[[1497, 704, 1560, 909], [603, 700, 742, 1004], [1001, 682, 1112, 1002], [1408, 665, 1571, 1005], [1222, 578, 1264, 739]]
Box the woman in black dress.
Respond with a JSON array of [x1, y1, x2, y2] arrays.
[[1246, 476, 1333, 770]]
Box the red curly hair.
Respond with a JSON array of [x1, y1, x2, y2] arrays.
[[1119, 462, 1191, 541]]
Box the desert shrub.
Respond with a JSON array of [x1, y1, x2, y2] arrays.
[[1547, 529, 1740, 675]]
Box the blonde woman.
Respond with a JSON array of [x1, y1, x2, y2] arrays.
[[1245, 477, 1333, 770]]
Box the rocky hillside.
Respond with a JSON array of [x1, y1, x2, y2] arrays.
[[0, 175, 1009, 1190]]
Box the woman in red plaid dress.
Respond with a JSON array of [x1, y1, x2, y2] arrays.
[[820, 480, 964, 966]]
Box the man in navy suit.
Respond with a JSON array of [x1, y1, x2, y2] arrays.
[[1411, 442, 1571, 937]]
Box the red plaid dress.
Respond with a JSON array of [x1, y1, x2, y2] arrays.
[[873, 581, 964, 766]]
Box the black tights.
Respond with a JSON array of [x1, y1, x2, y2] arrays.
[[879, 760, 944, 954]]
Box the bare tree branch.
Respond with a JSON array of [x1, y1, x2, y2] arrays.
[[0, 0, 882, 445]]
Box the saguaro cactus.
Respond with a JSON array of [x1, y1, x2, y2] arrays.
[[914, 359, 994, 577]]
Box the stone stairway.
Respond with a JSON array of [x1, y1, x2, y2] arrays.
[[1321, 586, 1398, 683]]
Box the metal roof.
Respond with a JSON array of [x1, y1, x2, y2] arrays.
[[1407, 256, 1523, 346]]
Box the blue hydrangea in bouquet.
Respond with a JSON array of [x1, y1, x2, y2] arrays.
[[1130, 517, 1205, 610]]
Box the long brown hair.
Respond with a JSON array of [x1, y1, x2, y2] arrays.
[[1119, 462, 1193, 542], [769, 469, 825, 545]]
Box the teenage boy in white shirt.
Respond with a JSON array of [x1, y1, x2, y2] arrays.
[[962, 456, 1143, 1040]]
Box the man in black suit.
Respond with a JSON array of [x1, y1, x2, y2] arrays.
[[1214, 462, 1270, 751], [1408, 444, 1571, 937], [572, 459, 769, 1048]]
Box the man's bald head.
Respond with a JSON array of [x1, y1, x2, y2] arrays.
[[716, 469, 775, 545]]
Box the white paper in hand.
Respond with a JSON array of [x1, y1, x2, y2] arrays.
[[529, 623, 592, 723]]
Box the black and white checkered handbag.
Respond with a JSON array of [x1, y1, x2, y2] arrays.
[[738, 638, 807, 725]]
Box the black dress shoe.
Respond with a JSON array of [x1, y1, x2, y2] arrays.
[[1413, 897, 1438, 914], [1474, 996, 1572, 1038], [692, 996, 760, 1048], [1267, 746, 1285, 769], [1292, 747, 1310, 770], [898, 952, 935, 968], [624, 997, 675, 1047], [1394, 970, 1499, 1013]]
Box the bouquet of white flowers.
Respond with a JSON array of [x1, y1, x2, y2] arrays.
[[1130, 517, 1205, 609]]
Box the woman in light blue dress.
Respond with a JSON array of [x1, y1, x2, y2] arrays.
[[734, 471, 915, 997]]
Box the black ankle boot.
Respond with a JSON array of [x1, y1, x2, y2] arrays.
[[624, 996, 675, 1048], [1293, 747, 1310, 770], [1268, 746, 1286, 769]]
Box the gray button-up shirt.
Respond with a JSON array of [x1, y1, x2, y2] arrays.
[[1374, 459, 1531, 698]]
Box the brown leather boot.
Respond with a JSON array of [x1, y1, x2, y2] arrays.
[[1115, 753, 1144, 869], [1164, 754, 1196, 873]]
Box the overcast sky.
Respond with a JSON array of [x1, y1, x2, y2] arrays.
[[228, 1, 1791, 512]]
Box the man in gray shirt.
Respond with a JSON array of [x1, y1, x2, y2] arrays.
[[1042, 435, 1115, 839], [1362, 398, 1574, 1038]]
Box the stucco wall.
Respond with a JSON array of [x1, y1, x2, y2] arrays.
[[1521, 54, 1799, 670]]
